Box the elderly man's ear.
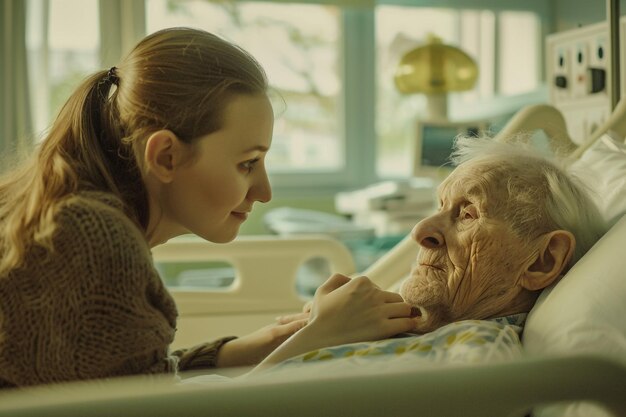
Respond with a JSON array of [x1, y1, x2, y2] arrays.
[[521, 230, 576, 291]]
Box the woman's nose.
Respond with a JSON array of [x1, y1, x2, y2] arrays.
[[411, 217, 445, 248], [250, 169, 272, 203]]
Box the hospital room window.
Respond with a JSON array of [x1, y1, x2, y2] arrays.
[[26, 0, 100, 136], [498, 11, 540, 95], [375, 6, 541, 178], [21, 1, 545, 192], [146, 0, 343, 173]]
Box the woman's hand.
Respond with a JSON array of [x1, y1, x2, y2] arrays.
[[216, 313, 309, 368], [305, 273, 417, 347], [252, 274, 417, 372]]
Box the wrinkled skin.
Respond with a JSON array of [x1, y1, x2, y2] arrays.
[[400, 161, 540, 333]]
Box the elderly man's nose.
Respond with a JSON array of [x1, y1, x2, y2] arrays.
[[411, 221, 445, 248]]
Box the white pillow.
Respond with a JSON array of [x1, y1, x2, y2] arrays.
[[523, 213, 626, 356], [571, 131, 626, 227], [523, 214, 626, 417]]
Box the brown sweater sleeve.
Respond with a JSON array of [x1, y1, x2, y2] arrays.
[[171, 336, 238, 370]]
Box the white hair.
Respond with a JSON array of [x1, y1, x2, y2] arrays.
[[450, 135, 607, 265]]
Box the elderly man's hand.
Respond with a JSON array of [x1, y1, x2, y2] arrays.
[[216, 315, 309, 368], [301, 300, 313, 315], [275, 311, 310, 325]]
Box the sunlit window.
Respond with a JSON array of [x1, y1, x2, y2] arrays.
[[23, 0, 542, 188], [26, 0, 100, 135], [375, 7, 459, 178], [498, 11, 540, 95], [375, 6, 540, 178], [147, 0, 343, 173]]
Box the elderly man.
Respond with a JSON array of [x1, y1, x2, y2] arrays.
[[401, 136, 607, 334], [260, 136, 607, 371]]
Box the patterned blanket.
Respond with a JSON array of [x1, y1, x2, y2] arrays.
[[265, 316, 526, 374]]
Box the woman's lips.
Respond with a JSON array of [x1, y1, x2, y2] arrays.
[[231, 212, 249, 220]]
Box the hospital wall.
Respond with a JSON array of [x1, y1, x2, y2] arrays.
[[553, 0, 625, 31]]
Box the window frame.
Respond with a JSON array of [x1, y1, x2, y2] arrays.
[[45, 0, 552, 198]]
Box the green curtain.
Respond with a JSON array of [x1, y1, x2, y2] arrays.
[[0, 0, 33, 170]]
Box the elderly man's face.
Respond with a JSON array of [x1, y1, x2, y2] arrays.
[[400, 160, 537, 333]]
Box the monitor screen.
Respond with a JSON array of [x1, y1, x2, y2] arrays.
[[420, 124, 482, 168]]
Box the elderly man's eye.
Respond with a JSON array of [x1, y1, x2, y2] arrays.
[[460, 204, 478, 221]]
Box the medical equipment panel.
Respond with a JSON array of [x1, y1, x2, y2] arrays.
[[546, 20, 621, 143]]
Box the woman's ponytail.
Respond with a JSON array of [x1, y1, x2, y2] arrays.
[[0, 69, 145, 274]]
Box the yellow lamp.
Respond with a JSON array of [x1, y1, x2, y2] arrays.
[[394, 35, 478, 121]]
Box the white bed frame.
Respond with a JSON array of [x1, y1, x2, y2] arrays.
[[0, 354, 623, 417], [153, 234, 357, 348], [0, 103, 625, 416], [157, 232, 420, 348]]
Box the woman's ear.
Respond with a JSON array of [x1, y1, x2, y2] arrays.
[[143, 130, 183, 183], [521, 230, 576, 291]]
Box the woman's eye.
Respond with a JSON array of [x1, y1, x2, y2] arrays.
[[240, 158, 260, 173]]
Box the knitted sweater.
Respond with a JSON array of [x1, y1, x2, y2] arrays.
[[0, 192, 235, 387]]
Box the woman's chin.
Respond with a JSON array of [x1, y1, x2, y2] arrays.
[[194, 229, 239, 244], [211, 235, 237, 244]]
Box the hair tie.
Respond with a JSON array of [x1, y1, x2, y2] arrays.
[[104, 66, 119, 86]]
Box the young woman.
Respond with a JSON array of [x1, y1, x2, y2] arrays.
[[0, 27, 417, 387]]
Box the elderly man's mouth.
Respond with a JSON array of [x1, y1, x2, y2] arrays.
[[419, 263, 445, 272]]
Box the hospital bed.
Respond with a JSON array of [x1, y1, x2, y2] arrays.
[[0, 103, 625, 416]]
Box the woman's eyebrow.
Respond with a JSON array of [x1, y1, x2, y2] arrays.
[[242, 145, 269, 153]]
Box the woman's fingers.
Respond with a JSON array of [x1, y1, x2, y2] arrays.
[[381, 301, 420, 319], [316, 274, 388, 300], [385, 317, 419, 336], [275, 312, 309, 325], [302, 301, 313, 314], [380, 289, 405, 303], [275, 318, 308, 336], [315, 273, 351, 295]]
